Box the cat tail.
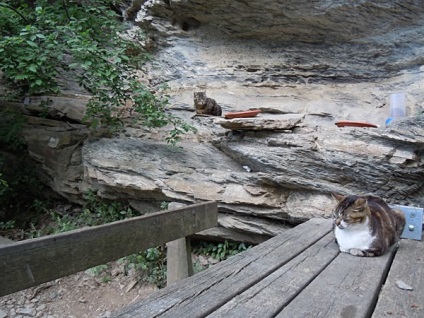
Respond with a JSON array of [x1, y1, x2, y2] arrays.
[[392, 208, 406, 238]]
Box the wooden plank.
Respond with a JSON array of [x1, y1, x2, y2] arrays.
[[276, 246, 396, 318], [0, 201, 218, 297], [0, 236, 13, 247], [372, 236, 424, 317], [113, 218, 333, 318], [166, 237, 193, 285], [207, 233, 339, 318]]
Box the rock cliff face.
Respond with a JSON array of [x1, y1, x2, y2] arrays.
[[6, 0, 424, 243]]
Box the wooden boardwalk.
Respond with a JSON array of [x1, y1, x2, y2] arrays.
[[114, 218, 424, 318]]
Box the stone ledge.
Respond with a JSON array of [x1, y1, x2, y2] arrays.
[[215, 114, 304, 130]]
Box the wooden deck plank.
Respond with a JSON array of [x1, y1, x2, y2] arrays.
[[114, 218, 333, 318], [372, 236, 424, 317], [206, 233, 339, 318], [0, 236, 13, 247], [276, 246, 396, 318], [0, 202, 218, 297]]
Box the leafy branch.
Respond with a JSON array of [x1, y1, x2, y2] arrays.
[[0, 2, 30, 24], [0, 0, 195, 144]]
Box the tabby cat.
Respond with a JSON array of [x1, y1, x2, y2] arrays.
[[333, 194, 405, 257], [193, 91, 222, 116]]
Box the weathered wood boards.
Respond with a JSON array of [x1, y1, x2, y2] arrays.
[[114, 217, 422, 318], [0, 236, 12, 247], [207, 233, 339, 318], [277, 247, 396, 318], [114, 218, 333, 318], [0, 201, 218, 297], [372, 235, 424, 317]]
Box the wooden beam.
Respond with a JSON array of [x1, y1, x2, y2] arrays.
[[0, 201, 218, 297], [0, 236, 13, 247], [166, 237, 193, 286]]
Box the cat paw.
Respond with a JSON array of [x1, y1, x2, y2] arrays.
[[339, 247, 351, 254], [349, 248, 366, 257]]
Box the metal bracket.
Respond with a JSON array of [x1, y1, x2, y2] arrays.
[[390, 205, 423, 241]]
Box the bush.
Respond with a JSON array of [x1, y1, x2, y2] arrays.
[[0, 0, 195, 143]]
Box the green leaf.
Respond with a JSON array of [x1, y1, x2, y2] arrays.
[[28, 64, 37, 72], [25, 40, 38, 48], [14, 74, 29, 80]]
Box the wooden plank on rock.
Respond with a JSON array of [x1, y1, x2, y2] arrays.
[[207, 233, 339, 318], [0, 201, 218, 297], [277, 246, 396, 318], [114, 218, 333, 318], [372, 236, 424, 317]]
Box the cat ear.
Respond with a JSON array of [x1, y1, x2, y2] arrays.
[[354, 198, 367, 208], [332, 193, 345, 202]]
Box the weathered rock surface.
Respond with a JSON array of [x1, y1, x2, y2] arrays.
[[21, 116, 90, 202], [4, 1, 424, 242], [216, 114, 304, 131], [77, 117, 423, 242], [19, 111, 421, 243], [133, 0, 424, 124]]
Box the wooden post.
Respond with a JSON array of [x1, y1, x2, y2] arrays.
[[166, 237, 193, 286], [166, 202, 194, 286]]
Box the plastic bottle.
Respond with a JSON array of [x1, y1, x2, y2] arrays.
[[385, 93, 406, 125]]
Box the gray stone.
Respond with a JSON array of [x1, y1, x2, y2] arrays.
[[16, 307, 37, 317], [0, 309, 7, 318], [216, 114, 304, 131]]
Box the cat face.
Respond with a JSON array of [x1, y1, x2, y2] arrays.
[[333, 195, 369, 229], [194, 91, 207, 105]]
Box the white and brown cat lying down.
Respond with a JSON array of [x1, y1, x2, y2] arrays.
[[333, 194, 405, 257]]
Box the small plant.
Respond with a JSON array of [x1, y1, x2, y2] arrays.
[[125, 246, 167, 287], [193, 240, 251, 262], [0, 173, 8, 197], [31, 199, 49, 214], [0, 220, 15, 230], [85, 264, 109, 277], [50, 212, 78, 234], [27, 223, 44, 239], [160, 201, 169, 210], [81, 190, 137, 225]]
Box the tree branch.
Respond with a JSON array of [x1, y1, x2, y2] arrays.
[[0, 2, 30, 24]]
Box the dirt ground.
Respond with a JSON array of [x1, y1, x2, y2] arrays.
[[0, 260, 159, 318]]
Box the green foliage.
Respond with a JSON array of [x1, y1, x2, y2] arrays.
[[193, 240, 251, 262], [160, 201, 169, 210], [124, 246, 167, 287], [0, 153, 44, 216], [81, 190, 136, 225], [0, 0, 195, 143], [86, 264, 109, 277], [0, 173, 8, 197], [0, 220, 15, 230], [0, 108, 27, 151]]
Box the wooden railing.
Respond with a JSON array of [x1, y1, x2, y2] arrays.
[[0, 201, 218, 297]]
